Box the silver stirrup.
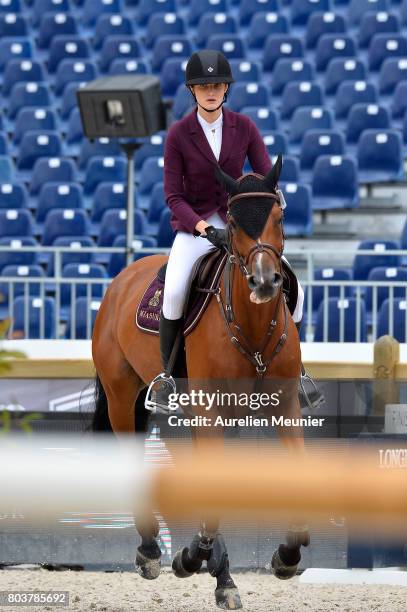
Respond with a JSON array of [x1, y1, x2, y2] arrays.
[[299, 372, 325, 411], [145, 373, 177, 414]]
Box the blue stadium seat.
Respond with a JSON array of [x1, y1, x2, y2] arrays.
[[392, 81, 407, 118], [60, 82, 86, 119], [312, 155, 359, 209], [280, 82, 323, 120], [0, 134, 8, 155], [306, 12, 347, 49], [97, 209, 147, 246], [402, 110, 407, 147], [349, 0, 389, 25], [84, 156, 126, 194], [188, 0, 228, 26], [357, 129, 403, 183], [271, 59, 314, 96], [228, 82, 269, 111], [17, 131, 61, 170], [37, 13, 77, 49], [32, 0, 70, 27], [12, 296, 55, 339], [47, 236, 95, 276], [291, 0, 330, 26], [0, 157, 14, 183], [156, 207, 175, 247], [262, 132, 288, 156], [151, 35, 192, 72], [8, 82, 51, 119], [0, 208, 33, 237], [0, 38, 32, 71], [377, 298, 407, 342], [93, 15, 133, 50], [99, 35, 141, 72], [229, 59, 261, 82], [346, 104, 390, 144], [196, 12, 236, 47], [315, 34, 356, 72], [241, 106, 278, 132], [307, 268, 353, 319], [145, 13, 185, 48], [0, 14, 27, 37], [325, 58, 366, 96], [239, 0, 278, 26], [365, 266, 407, 316], [82, 0, 121, 27], [353, 239, 400, 280], [147, 182, 165, 226], [263, 35, 304, 72], [36, 183, 83, 223], [91, 182, 126, 222], [0, 183, 28, 209], [66, 108, 84, 151], [78, 138, 122, 170], [30, 157, 77, 195], [13, 108, 57, 144], [314, 297, 367, 342], [280, 156, 300, 182], [0, 0, 21, 11], [135, 134, 165, 170], [109, 58, 149, 75], [2, 59, 44, 96], [48, 36, 90, 73], [160, 57, 188, 96], [280, 183, 313, 236], [107, 234, 158, 277], [359, 11, 399, 48], [172, 83, 195, 119], [42, 208, 90, 246], [247, 12, 288, 49], [61, 263, 107, 309], [139, 156, 164, 196], [300, 130, 345, 171], [379, 57, 407, 93], [0, 265, 45, 309], [290, 107, 333, 144], [65, 296, 101, 338], [55, 59, 97, 95], [0, 237, 37, 272], [369, 33, 407, 71], [136, 0, 176, 26], [205, 34, 246, 60], [335, 80, 378, 119]]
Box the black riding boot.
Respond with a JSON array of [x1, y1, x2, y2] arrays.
[[159, 311, 183, 375], [295, 320, 325, 410]]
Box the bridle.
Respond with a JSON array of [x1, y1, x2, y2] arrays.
[[214, 180, 288, 380]]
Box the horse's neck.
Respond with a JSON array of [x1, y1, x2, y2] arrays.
[[229, 266, 284, 347]]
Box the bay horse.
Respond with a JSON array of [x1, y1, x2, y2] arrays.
[[92, 156, 310, 610]]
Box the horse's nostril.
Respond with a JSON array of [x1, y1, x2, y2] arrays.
[[247, 275, 258, 290], [273, 273, 283, 288]]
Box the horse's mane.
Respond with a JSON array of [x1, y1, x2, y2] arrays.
[[229, 174, 277, 240]]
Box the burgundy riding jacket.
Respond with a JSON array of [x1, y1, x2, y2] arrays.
[[163, 107, 272, 234]]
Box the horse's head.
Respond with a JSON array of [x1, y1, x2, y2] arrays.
[[215, 155, 285, 304]]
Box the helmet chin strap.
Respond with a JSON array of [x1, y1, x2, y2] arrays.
[[189, 88, 228, 113]]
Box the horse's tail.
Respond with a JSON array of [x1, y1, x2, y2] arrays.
[[92, 373, 150, 433], [92, 373, 112, 432]]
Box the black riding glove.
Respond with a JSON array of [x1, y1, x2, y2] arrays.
[[204, 225, 227, 249]]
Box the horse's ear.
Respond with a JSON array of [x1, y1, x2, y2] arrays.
[[214, 164, 239, 196], [263, 154, 283, 191]]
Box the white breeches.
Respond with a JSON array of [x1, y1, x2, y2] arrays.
[[162, 212, 304, 323]]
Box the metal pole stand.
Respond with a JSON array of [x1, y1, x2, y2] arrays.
[[120, 142, 142, 268]]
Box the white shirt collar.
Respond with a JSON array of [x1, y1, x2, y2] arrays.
[[196, 109, 223, 132]]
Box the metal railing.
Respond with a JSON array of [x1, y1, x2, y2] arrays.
[[0, 245, 406, 341]]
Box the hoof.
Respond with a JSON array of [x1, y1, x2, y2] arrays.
[[172, 547, 201, 578], [215, 587, 242, 610], [271, 549, 299, 580], [135, 549, 161, 580]]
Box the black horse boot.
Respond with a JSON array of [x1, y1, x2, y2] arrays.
[[295, 320, 325, 411], [145, 311, 183, 412]]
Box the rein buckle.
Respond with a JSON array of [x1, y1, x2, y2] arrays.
[[254, 352, 267, 374]]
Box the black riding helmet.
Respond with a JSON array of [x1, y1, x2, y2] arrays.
[[185, 49, 234, 112]]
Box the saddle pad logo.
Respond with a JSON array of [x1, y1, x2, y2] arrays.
[[148, 289, 162, 308]]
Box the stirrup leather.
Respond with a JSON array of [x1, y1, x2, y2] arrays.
[[145, 373, 177, 414]]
